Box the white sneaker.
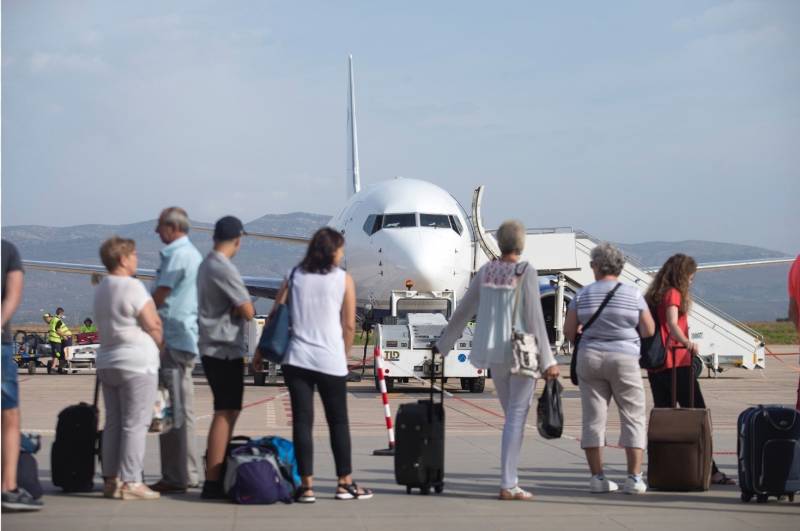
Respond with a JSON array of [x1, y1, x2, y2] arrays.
[[589, 475, 619, 493], [623, 475, 647, 495]]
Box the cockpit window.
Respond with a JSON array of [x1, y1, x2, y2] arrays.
[[449, 215, 463, 235], [420, 214, 451, 229], [363, 214, 383, 236], [383, 213, 417, 228]]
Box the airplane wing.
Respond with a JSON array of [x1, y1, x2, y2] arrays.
[[641, 257, 795, 274], [191, 226, 310, 245], [22, 260, 284, 299], [23, 260, 156, 280]]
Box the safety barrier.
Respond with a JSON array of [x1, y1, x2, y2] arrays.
[[372, 345, 395, 456]]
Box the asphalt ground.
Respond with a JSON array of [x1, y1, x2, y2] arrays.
[[3, 345, 799, 530]]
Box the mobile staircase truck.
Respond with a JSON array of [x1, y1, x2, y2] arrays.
[[374, 289, 485, 393]]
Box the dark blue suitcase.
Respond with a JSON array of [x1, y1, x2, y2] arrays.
[[737, 405, 800, 503]]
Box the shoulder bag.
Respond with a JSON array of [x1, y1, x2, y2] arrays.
[[639, 305, 666, 370], [509, 262, 541, 378], [569, 283, 621, 386], [258, 268, 298, 364]]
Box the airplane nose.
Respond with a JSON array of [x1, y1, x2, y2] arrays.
[[384, 230, 456, 292]]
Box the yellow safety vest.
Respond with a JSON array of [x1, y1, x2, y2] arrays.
[[48, 319, 62, 343], [80, 324, 97, 333]]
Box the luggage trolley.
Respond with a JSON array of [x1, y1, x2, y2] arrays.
[[375, 289, 485, 393]]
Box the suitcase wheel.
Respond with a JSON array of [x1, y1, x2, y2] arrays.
[[406, 486, 412, 495], [740, 491, 753, 503], [420, 486, 431, 495], [789, 493, 795, 502], [434, 484, 444, 494], [756, 494, 768, 504]]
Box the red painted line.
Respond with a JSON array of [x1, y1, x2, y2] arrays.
[[451, 395, 504, 419], [452, 391, 738, 456], [240, 393, 283, 410], [766, 347, 800, 373]]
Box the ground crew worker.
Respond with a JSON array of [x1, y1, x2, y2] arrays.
[[54, 308, 72, 345], [80, 318, 97, 334], [43, 313, 64, 373]]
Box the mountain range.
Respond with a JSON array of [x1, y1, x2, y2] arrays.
[[2, 213, 792, 326]]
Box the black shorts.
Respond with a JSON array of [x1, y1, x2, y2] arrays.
[[201, 356, 244, 411]]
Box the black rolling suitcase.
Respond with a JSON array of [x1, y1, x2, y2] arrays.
[[51, 379, 100, 492], [394, 351, 445, 495], [738, 405, 800, 503]]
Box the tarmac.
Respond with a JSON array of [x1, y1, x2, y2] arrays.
[[3, 345, 799, 531]]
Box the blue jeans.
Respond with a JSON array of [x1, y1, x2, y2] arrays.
[[2, 343, 19, 410]]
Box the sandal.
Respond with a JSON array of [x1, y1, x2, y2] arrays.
[[295, 486, 316, 503], [711, 472, 736, 486], [499, 486, 534, 501], [335, 482, 373, 500]]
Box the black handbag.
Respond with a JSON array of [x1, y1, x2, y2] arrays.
[[570, 283, 621, 386], [258, 268, 297, 364], [639, 309, 666, 370], [536, 378, 564, 439]]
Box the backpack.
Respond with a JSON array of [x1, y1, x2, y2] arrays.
[[254, 436, 301, 489], [223, 443, 293, 504], [18, 434, 43, 500]]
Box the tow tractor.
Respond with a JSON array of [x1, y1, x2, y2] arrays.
[[375, 289, 485, 393]]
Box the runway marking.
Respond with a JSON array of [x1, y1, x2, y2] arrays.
[[406, 374, 739, 457], [197, 391, 289, 421], [766, 347, 800, 373], [265, 402, 275, 427]]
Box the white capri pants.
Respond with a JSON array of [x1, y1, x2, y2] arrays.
[[98, 368, 158, 483], [576, 349, 646, 450], [490, 365, 537, 489]]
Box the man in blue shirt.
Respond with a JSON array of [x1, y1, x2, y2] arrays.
[[149, 207, 203, 494]]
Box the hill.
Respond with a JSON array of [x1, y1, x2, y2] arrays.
[[2, 216, 792, 325]]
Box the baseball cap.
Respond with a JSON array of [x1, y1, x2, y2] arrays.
[[213, 216, 245, 241]]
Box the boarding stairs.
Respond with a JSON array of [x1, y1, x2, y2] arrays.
[[489, 228, 766, 371]]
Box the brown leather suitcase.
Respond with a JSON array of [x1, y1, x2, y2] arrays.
[[647, 350, 712, 491]]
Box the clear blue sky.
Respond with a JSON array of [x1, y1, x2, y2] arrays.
[[2, 0, 798, 253]]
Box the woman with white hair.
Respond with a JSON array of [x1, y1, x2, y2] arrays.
[[563, 242, 655, 495], [435, 220, 559, 501]]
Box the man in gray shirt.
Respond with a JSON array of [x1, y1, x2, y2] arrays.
[[197, 216, 254, 499]]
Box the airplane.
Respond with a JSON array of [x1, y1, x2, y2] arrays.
[[22, 55, 795, 345]]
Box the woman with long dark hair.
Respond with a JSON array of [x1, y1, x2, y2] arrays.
[[645, 253, 735, 485], [254, 227, 372, 502]]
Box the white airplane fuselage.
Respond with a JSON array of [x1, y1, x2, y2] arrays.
[[328, 177, 474, 309]]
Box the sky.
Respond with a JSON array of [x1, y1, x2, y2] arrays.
[[2, 0, 798, 253]]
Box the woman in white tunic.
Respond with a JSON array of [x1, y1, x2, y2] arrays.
[[436, 220, 559, 501]]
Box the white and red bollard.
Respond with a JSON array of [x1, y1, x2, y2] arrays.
[[372, 345, 395, 456]]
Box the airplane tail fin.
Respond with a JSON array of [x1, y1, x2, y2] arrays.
[[347, 54, 361, 196]]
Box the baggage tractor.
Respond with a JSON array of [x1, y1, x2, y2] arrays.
[[394, 351, 445, 495], [738, 405, 800, 503], [51, 380, 100, 492], [647, 348, 712, 491]]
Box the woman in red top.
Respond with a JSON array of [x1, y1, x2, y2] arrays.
[[644, 253, 735, 486]]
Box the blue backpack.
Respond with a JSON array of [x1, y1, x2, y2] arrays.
[[254, 436, 301, 489], [223, 444, 293, 504]]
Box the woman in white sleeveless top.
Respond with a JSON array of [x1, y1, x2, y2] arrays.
[[256, 228, 372, 503]]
